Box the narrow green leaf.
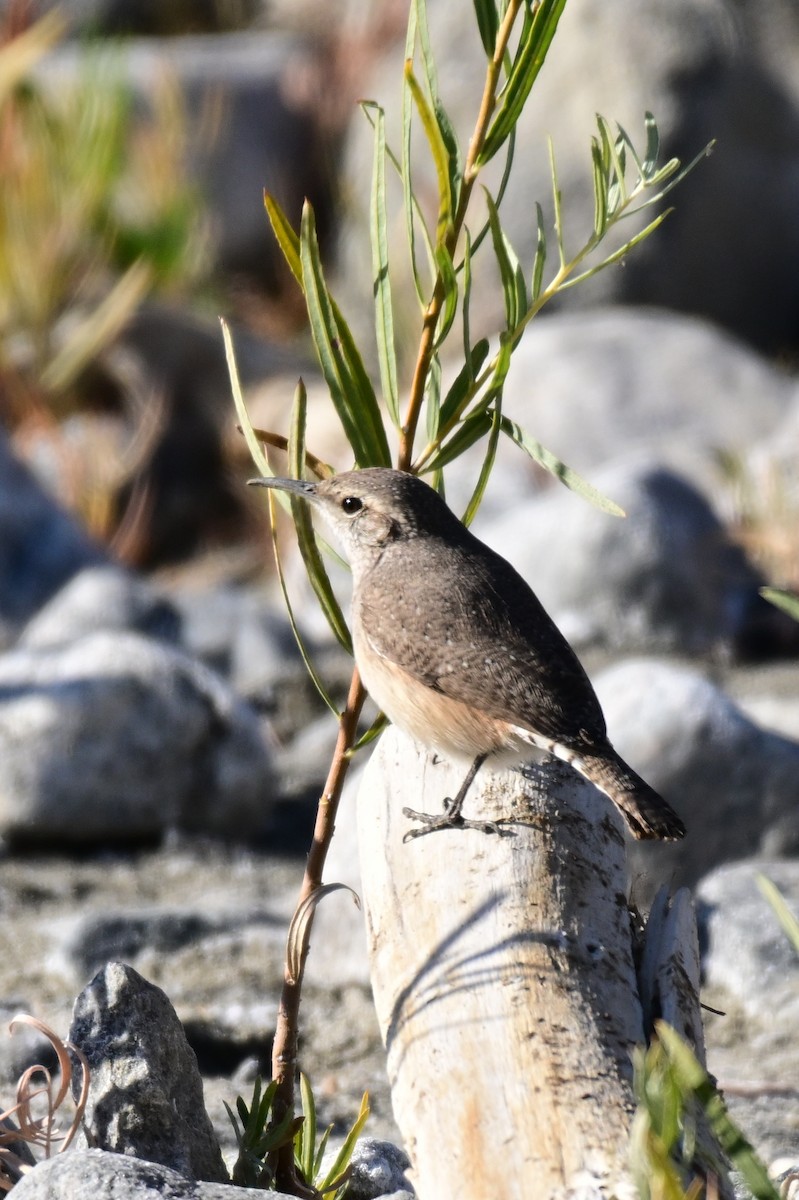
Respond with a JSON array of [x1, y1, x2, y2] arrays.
[[656, 1023, 781, 1200], [756, 874, 799, 953], [500, 416, 625, 515], [299, 201, 391, 468], [287, 381, 353, 656], [297, 1073, 316, 1182], [313, 1125, 331, 1179], [405, 60, 454, 246], [615, 119, 645, 178], [434, 244, 459, 347], [473, 0, 499, 55], [478, 0, 567, 164], [223, 1101, 244, 1149], [425, 410, 493, 471], [265, 194, 392, 467], [425, 352, 443, 441], [367, 103, 400, 428], [595, 115, 621, 214], [590, 138, 608, 237], [643, 109, 660, 178], [348, 713, 388, 754], [221, 318, 271, 479], [361, 99, 436, 305], [439, 337, 490, 427], [548, 137, 566, 269], [460, 125, 517, 263], [266, 489, 342, 714], [479, 329, 514, 410], [413, 0, 462, 208], [264, 192, 302, 286], [461, 227, 474, 367], [317, 1092, 371, 1194], [413, 0, 439, 104], [627, 140, 715, 211], [484, 188, 527, 331], [334, 314, 392, 464], [531, 201, 547, 300], [461, 401, 502, 528], [401, 10, 426, 306], [558, 210, 671, 291], [606, 126, 629, 209], [760, 586, 799, 623]]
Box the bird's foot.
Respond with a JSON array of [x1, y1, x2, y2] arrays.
[[401, 797, 503, 842]]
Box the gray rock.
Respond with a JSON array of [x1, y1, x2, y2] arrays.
[[342, 1138, 413, 1200], [169, 579, 349, 748], [273, 712, 340, 801], [729, 662, 799, 743], [477, 309, 796, 481], [0, 630, 274, 845], [20, 565, 180, 650], [482, 461, 763, 657], [229, 593, 306, 708], [0, 431, 104, 648], [10, 1148, 282, 1198], [593, 660, 799, 899], [58, 904, 288, 1041], [697, 860, 799, 1172], [697, 860, 799, 1027], [69, 963, 228, 1183], [169, 583, 277, 681]]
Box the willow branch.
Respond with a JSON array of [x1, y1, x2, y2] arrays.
[[398, 0, 522, 470]]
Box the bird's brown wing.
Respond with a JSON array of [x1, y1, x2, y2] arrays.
[[356, 534, 607, 750]]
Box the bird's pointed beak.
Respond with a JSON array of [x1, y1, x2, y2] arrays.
[[247, 476, 319, 501]]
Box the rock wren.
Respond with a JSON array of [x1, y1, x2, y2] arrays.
[[251, 467, 685, 842]]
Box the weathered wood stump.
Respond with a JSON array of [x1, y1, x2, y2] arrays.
[[357, 728, 651, 1200]]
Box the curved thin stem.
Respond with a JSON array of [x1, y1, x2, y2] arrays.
[[268, 669, 366, 1196]]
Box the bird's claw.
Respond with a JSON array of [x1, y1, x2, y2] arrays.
[[401, 801, 504, 841]]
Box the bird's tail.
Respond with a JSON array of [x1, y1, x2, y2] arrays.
[[576, 747, 685, 841]]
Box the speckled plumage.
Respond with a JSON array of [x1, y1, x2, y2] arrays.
[[252, 468, 685, 841]]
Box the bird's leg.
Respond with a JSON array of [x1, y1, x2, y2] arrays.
[[403, 754, 503, 840]]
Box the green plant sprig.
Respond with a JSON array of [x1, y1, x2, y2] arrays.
[[412, 113, 713, 491], [631, 1022, 781, 1200]]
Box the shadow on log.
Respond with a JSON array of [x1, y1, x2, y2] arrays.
[[356, 728, 677, 1200]]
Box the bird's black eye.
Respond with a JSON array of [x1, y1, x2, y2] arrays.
[[341, 495, 363, 515]]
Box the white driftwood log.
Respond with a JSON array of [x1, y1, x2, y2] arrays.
[[638, 887, 705, 1063], [357, 728, 650, 1200]]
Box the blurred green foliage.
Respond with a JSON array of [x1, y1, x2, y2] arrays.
[[0, 13, 208, 415]]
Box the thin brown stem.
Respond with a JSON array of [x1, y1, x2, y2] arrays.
[[398, 0, 522, 470], [269, 668, 366, 1196]]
